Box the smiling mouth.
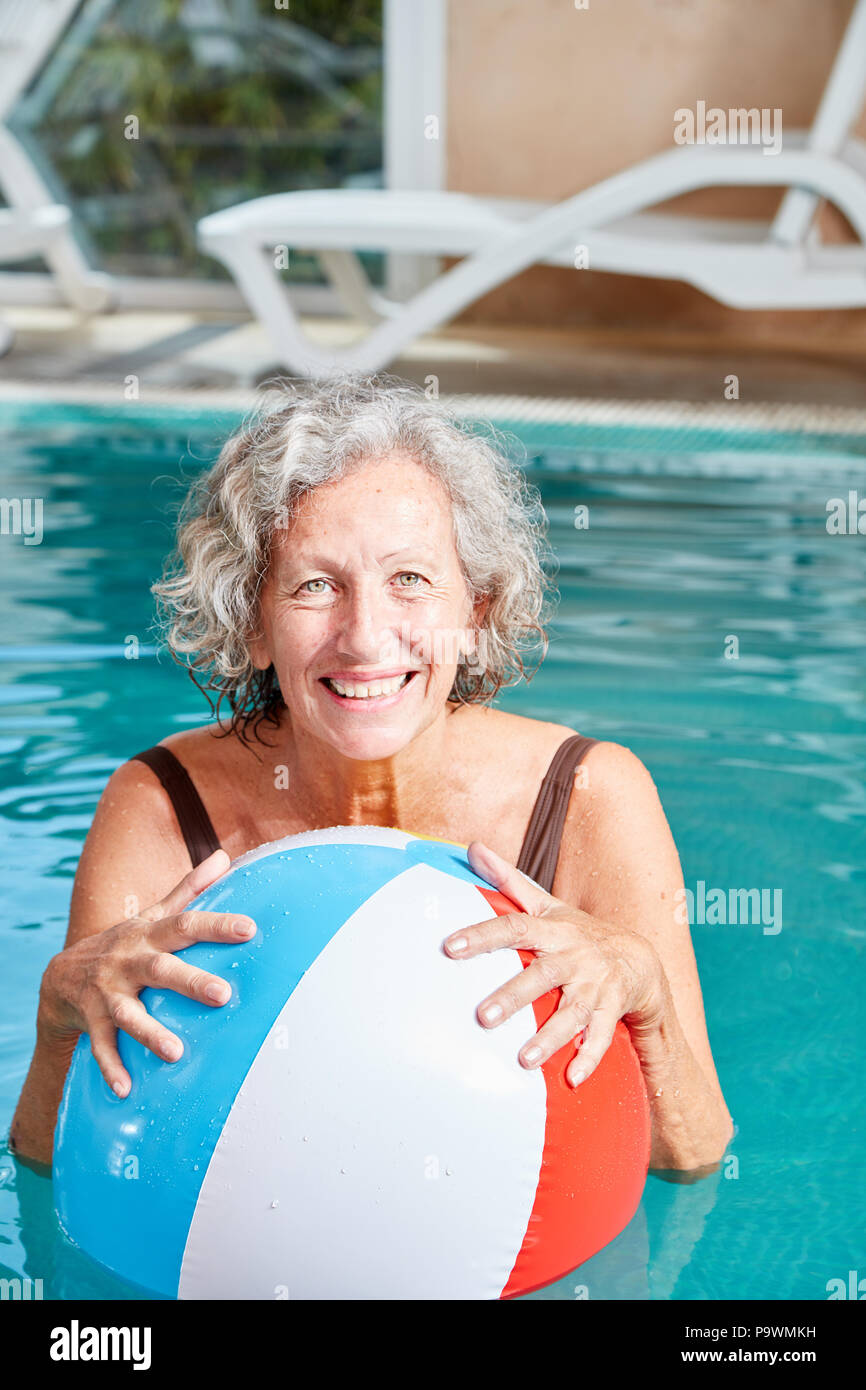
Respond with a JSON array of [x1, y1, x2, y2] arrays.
[[321, 671, 416, 700]]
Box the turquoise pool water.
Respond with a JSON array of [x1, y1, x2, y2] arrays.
[[0, 401, 863, 1301]]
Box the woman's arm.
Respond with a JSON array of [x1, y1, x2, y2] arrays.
[[445, 741, 733, 1172], [10, 759, 222, 1167], [554, 740, 734, 1168]]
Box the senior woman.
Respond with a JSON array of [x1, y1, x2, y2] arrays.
[[12, 375, 732, 1172]]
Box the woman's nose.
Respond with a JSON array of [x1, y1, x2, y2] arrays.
[[336, 589, 405, 666]]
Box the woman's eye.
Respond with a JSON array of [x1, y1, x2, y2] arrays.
[[300, 578, 329, 594], [395, 572, 424, 587]]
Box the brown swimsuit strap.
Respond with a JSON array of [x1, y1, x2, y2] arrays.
[[515, 734, 598, 893], [130, 745, 222, 868], [130, 732, 598, 892]]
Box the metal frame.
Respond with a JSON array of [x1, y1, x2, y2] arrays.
[[1, 0, 419, 314], [0, 0, 115, 315], [384, 0, 447, 300]]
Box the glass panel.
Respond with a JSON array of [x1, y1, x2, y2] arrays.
[[7, 0, 384, 283]]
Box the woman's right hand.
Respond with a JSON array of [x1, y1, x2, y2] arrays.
[[37, 849, 255, 1098]]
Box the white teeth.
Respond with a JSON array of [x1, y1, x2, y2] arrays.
[[327, 673, 410, 699]]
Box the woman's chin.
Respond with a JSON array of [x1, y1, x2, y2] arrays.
[[313, 703, 439, 763], [314, 712, 424, 760]]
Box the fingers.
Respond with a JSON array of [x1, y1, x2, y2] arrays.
[[88, 996, 185, 1098], [86, 933, 237, 1100], [107, 994, 184, 1067], [565, 1004, 620, 1087], [149, 910, 256, 953], [444, 909, 567, 960], [88, 1016, 131, 1098], [516, 995, 596, 1071], [477, 961, 621, 1086], [476, 957, 568, 1029], [478, 964, 599, 1072], [145, 952, 232, 1007], [467, 840, 554, 916], [146, 849, 232, 921]]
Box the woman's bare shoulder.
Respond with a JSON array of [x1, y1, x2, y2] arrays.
[[450, 702, 584, 762], [66, 750, 201, 945], [555, 738, 679, 909], [568, 737, 658, 795], [152, 720, 242, 766], [77, 723, 240, 914], [559, 738, 667, 842]]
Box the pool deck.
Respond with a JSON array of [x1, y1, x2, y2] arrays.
[[1, 303, 865, 424]]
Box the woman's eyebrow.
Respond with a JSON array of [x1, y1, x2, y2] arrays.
[[379, 548, 438, 564]]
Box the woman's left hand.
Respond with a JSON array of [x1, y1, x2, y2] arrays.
[[443, 841, 671, 1087]]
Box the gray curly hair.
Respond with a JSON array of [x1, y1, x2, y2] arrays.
[[153, 374, 555, 742]]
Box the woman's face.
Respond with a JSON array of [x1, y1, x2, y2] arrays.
[[249, 453, 483, 760]]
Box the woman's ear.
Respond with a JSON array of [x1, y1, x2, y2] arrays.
[[462, 594, 491, 670], [247, 623, 273, 672], [473, 593, 491, 625]]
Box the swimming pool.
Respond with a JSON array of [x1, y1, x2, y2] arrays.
[[1, 400, 864, 1300]]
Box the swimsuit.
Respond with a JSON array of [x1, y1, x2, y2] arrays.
[[129, 733, 597, 894]]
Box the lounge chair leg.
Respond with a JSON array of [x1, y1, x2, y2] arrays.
[[0, 126, 117, 314], [318, 250, 402, 324]]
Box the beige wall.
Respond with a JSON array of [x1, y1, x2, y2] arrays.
[[444, 0, 866, 336]]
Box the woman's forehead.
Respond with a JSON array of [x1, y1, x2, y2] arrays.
[[289, 454, 452, 531], [270, 456, 458, 571]]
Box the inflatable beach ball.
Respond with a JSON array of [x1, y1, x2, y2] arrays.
[[54, 827, 650, 1300]]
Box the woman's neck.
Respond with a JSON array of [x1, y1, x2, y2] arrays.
[[257, 704, 463, 831]]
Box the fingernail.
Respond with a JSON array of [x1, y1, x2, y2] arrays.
[[206, 982, 229, 1003], [163, 1040, 183, 1061], [446, 936, 467, 955], [522, 1045, 542, 1066], [233, 921, 255, 938], [480, 1003, 503, 1024], [571, 1069, 586, 1087], [112, 1081, 128, 1098]]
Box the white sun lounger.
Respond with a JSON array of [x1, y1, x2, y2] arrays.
[[197, 0, 866, 378], [0, 0, 115, 354]]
